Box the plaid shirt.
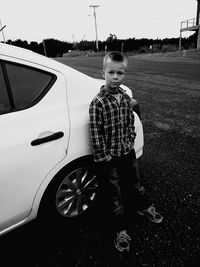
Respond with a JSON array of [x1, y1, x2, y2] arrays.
[[89, 86, 136, 162]]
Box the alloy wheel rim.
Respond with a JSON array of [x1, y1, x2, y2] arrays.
[[56, 167, 98, 217]]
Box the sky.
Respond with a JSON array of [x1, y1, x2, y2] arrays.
[[0, 0, 198, 43]]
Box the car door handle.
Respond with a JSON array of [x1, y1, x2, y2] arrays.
[[31, 131, 64, 146]]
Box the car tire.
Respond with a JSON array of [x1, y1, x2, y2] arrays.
[[38, 157, 98, 225]]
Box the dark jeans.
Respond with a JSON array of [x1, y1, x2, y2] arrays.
[[95, 150, 151, 232]]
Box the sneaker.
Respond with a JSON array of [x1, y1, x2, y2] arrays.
[[114, 230, 131, 252], [134, 184, 146, 195], [138, 186, 146, 195], [137, 205, 163, 223]]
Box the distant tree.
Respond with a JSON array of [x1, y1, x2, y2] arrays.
[[105, 34, 123, 51], [4, 33, 198, 56], [6, 39, 13, 45], [73, 40, 95, 51], [161, 44, 178, 53], [29, 41, 44, 55], [151, 43, 162, 53], [106, 34, 117, 43], [124, 38, 135, 52], [43, 39, 73, 57], [10, 39, 29, 49]]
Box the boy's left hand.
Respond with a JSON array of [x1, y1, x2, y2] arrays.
[[105, 155, 112, 162]]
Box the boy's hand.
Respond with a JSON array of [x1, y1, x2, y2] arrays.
[[105, 155, 112, 162]]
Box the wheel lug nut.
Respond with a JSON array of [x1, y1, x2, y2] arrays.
[[76, 189, 81, 195]]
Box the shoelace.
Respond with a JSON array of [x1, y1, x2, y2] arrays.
[[147, 206, 156, 215], [118, 231, 131, 241]]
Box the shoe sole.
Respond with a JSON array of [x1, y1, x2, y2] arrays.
[[136, 211, 163, 223], [114, 240, 130, 252]]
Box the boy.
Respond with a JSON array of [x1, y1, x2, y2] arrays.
[[89, 51, 163, 252]]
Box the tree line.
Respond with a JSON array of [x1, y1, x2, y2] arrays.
[[4, 32, 198, 57], [5, 38, 72, 57]]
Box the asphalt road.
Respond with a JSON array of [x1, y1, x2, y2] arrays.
[[1, 56, 200, 267], [128, 56, 200, 81]]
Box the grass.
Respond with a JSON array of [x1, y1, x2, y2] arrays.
[[55, 55, 200, 266]]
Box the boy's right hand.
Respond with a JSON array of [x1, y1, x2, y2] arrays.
[[105, 155, 112, 162]]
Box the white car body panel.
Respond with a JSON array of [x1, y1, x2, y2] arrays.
[[0, 43, 144, 236], [0, 63, 70, 234]]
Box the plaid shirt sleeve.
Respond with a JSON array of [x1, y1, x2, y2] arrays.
[[89, 99, 110, 162]]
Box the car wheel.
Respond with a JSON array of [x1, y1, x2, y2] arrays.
[[38, 157, 98, 223]]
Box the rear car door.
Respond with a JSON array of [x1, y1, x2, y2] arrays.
[[0, 58, 70, 231]]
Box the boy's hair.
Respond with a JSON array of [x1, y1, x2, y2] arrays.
[[103, 51, 128, 69]]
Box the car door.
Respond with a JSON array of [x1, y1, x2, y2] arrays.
[[0, 58, 70, 231]]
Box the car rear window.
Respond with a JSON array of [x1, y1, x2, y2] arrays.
[[5, 62, 55, 109], [0, 64, 11, 113]]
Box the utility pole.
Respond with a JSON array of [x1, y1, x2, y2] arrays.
[[0, 19, 6, 43], [196, 0, 200, 25], [42, 40, 47, 57], [72, 34, 75, 44], [196, 0, 200, 48], [121, 42, 124, 53], [90, 5, 99, 52]]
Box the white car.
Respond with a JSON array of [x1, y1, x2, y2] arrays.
[[0, 43, 144, 236]]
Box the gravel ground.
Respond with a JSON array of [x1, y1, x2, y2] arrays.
[[0, 54, 200, 267]]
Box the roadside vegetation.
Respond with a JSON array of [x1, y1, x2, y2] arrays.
[[2, 31, 198, 57]]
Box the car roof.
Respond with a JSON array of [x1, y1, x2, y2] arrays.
[[0, 42, 71, 72], [0, 43, 132, 98]]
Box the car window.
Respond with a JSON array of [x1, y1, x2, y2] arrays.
[[0, 65, 11, 113], [5, 62, 55, 109]]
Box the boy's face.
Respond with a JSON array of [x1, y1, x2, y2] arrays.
[[102, 59, 126, 93]]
